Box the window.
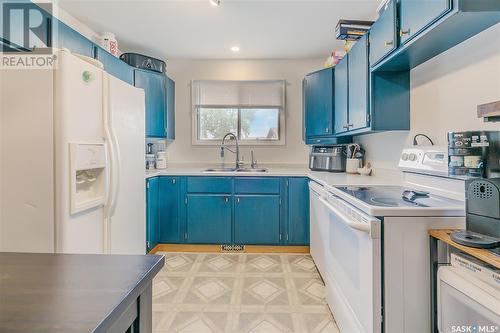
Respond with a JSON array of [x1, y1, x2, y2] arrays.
[[192, 80, 285, 145]]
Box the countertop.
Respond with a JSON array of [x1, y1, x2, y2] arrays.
[[0, 252, 165, 333], [145, 164, 403, 190], [429, 229, 500, 269]]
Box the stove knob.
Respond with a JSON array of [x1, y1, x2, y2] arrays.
[[401, 153, 408, 161], [409, 153, 417, 161]]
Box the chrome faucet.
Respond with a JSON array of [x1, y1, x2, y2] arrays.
[[220, 132, 243, 169]]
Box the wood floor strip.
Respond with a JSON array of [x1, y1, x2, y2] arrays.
[[149, 244, 309, 254]]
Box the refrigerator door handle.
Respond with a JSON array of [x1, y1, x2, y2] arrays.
[[103, 77, 121, 219]]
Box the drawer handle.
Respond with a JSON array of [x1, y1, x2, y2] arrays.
[[384, 40, 393, 47], [400, 29, 410, 37]]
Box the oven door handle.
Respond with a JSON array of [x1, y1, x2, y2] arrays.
[[318, 196, 371, 234]]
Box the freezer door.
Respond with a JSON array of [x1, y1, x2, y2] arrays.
[[104, 74, 146, 255], [0, 67, 55, 253]]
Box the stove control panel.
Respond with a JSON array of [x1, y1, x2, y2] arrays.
[[398, 147, 448, 175]]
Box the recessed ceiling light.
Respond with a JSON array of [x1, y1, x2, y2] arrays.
[[231, 46, 240, 52], [209, 0, 221, 6]]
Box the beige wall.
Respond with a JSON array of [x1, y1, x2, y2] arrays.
[[165, 59, 323, 165], [356, 23, 500, 170]]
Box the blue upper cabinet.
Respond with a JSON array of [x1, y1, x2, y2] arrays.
[[234, 195, 280, 245], [158, 177, 181, 243], [369, 0, 397, 66], [374, 0, 499, 71], [186, 194, 232, 244], [55, 20, 94, 58], [347, 34, 369, 131], [94, 46, 134, 85], [286, 178, 309, 246], [165, 76, 176, 140], [399, 0, 451, 45], [334, 56, 349, 134], [304, 68, 334, 138], [134, 69, 166, 138], [146, 177, 159, 252]]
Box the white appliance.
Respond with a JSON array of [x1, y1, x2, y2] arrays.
[[309, 147, 466, 333], [438, 265, 499, 333], [0, 49, 146, 254]]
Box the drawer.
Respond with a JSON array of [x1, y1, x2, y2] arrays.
[[234, 177, 280, 194], [186, 177, 232, 194]]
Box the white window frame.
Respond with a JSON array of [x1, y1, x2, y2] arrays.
[[191, 80, 286, 146]]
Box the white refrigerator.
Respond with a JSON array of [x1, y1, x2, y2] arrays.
[[0, 49, 146, 254]]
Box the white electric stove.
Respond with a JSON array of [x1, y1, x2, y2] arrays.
[[309, 147, 466, 333]]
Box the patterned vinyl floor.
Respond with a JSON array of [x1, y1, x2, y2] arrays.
[[152, 252, 340, 333]]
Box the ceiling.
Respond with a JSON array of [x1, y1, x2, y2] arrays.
[[58, 0, 379, 60]]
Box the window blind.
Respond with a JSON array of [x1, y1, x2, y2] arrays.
[[192, 80, 285, 109]]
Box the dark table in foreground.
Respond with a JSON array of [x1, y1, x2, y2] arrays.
[[0, 252, 165, 333]]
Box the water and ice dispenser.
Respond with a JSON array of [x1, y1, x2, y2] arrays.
[[69, 143, 106, 214]]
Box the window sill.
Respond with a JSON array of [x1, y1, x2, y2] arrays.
[[192, 139, 286, 146]]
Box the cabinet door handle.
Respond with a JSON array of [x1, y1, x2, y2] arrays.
[[384, 40, 393, 47], [236, 197, 240, 203], [400, 29, 410, 37], [172, 179, 176, 184], [347, 123, 354, 128], [343, 125, 349, 130], [325, 127, 329, 133], [225, 197, 229, 203]]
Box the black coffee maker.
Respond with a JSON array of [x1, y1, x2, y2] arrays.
[[451, 178, 500, 249]]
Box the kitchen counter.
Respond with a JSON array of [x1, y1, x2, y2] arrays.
[[146, 164, 402, 189], [0, 252, 165, 333]]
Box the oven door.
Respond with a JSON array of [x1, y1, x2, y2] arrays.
[[320, 193, 382, 333]]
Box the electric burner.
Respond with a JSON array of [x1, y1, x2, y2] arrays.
[[335, 186, 463, 208]]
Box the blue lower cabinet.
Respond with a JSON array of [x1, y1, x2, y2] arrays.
[[234, 195, 280, 245], [286, 178, 310, 245], [186, 194, 232, 244], [146, 177, 160, 252], [159, 177, 181, 243]]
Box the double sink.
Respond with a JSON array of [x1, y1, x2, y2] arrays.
[[203, 167, 268, 173]]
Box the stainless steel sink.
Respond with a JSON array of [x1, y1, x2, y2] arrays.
[[235, 168, 268, 173], [203, 168, 238, 172], [203, 167, 267, 173]]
